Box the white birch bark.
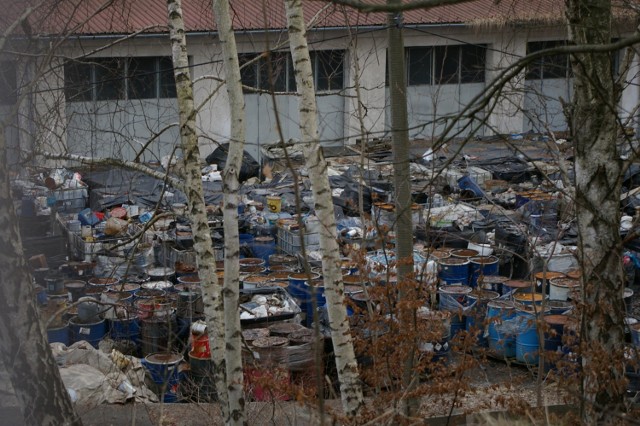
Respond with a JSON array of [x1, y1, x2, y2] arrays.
[[567, 0, 626, 422], [211, 0, 246, 423], [284, 0, 364, 416], [166, 0, 229, 417]]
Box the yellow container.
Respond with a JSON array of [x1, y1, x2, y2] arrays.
[[266, 195, 282, 213]]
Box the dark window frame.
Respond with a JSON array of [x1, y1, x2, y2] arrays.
[[0, 61, 17, 105], [239, 49, 345, 93], [526, 41, 571, 80], [65, 56, 178, 102], [406, 44, 486, 86]]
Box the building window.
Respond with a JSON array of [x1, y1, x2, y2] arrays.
[[240, 50, 344, 93], [65, 56, 177, 102], [0, 61, 18, 105], [407, 47, 432, 86], [312, 50, 345, 91], [64, 61, 92, 102], [406, 44, 486, 86], [95, 58, 125, 100], [526, 41, 570, 80]]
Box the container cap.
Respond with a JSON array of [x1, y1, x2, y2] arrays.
[[145, 353, 183, 364]]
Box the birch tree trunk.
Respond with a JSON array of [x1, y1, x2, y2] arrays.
[[0, 133, 82, 426], [566, 0, 626, 422], [0, 7, 81, 425], [166, 0, 229, 416], [284, 0, 364, 417], [211, 0, 246, 423]]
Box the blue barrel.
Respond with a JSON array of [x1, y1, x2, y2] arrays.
[[69, 317, 108, 348], [469, 256, 499, 288], [111, 317, 140, 342], [303, 279, 326, 327], [543, 314, 568, 371], [547, 300, 573, 315], [47, 325, 70, 346], [438, 285, 472, 338], [515, 307, 540, 365], [287, 272, 321, 309], [143, 352, 183, 402], [250, 236, 276, 268], [477, 275, 509, 295], [437, 257, 470, 286], [487, 300, 517, 358], [417, 310, 451, 363], [465, 290, 499, 347], [239, 233, 255, 258]]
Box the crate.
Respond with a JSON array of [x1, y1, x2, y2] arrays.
[[277, 227, 320, 255], [443, 166, 492, 189], [54, 187, 88, 213]]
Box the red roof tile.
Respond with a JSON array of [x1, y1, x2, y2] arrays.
[[0, 0, 628, 37]]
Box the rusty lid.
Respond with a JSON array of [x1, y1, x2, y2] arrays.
[[544, 314, 569, 326], [252, 336, 289, 348], [242, 328, 270, 342], [479, 275, 509, 284], [145, 352, 183, 365], [289, 328, 315, 345], [451, 249, 479, 258], [268, 322, 305, 336], [503, 280, 532, 289], [343, 275, 367, 285], [239, 258, 265, 266], [534, 271, 565, 281]]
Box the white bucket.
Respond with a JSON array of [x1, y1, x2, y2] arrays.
[[549, 277, 580, 301]]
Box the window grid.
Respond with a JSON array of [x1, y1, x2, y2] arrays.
[[240, 50, 345, 93], [526, 41, 571, 80], [64, 56, 177, 102], [406, 44, 486, 86]]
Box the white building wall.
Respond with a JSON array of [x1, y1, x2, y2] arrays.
[[485, 30, 527, 135], [620, 52, 640, 135], [345, 34, 388, 144]]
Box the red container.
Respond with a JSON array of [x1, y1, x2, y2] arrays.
[[191, 333, 211, 358]]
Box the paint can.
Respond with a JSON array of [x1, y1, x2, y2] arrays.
[[465, 289, 499, 347], [88, 276, 119, 290], [64, 280, 86, 302], [438, 285, 472, 338], [437, 257, 470, 286], [303, 279, 326, 327], [487, 300, 517, 358], [266, 196, 282, 213], [190, 321, 210, 358], [140, 316, 178, 356], [417, 309, 451, 363], [146, 267, 175, 283], [478, 275, 509, 295], [188, 351, 216, 402], [241, 274, 271, 290], [176, 291, 204, 319], [534, 271, 565, 295], [47, 324, 70, 346], [110, 315, 141, 349], [45, 275, 65, 295], [469, 256, 499, 288], [515, 306, 540, 365], [543, 314, 569, 371], [513, 292, 545, 306], [143, 352, 184, 403], [549, 277, 580, 301], [68, 316, 108, 348], [239, 257, 266, 272]]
